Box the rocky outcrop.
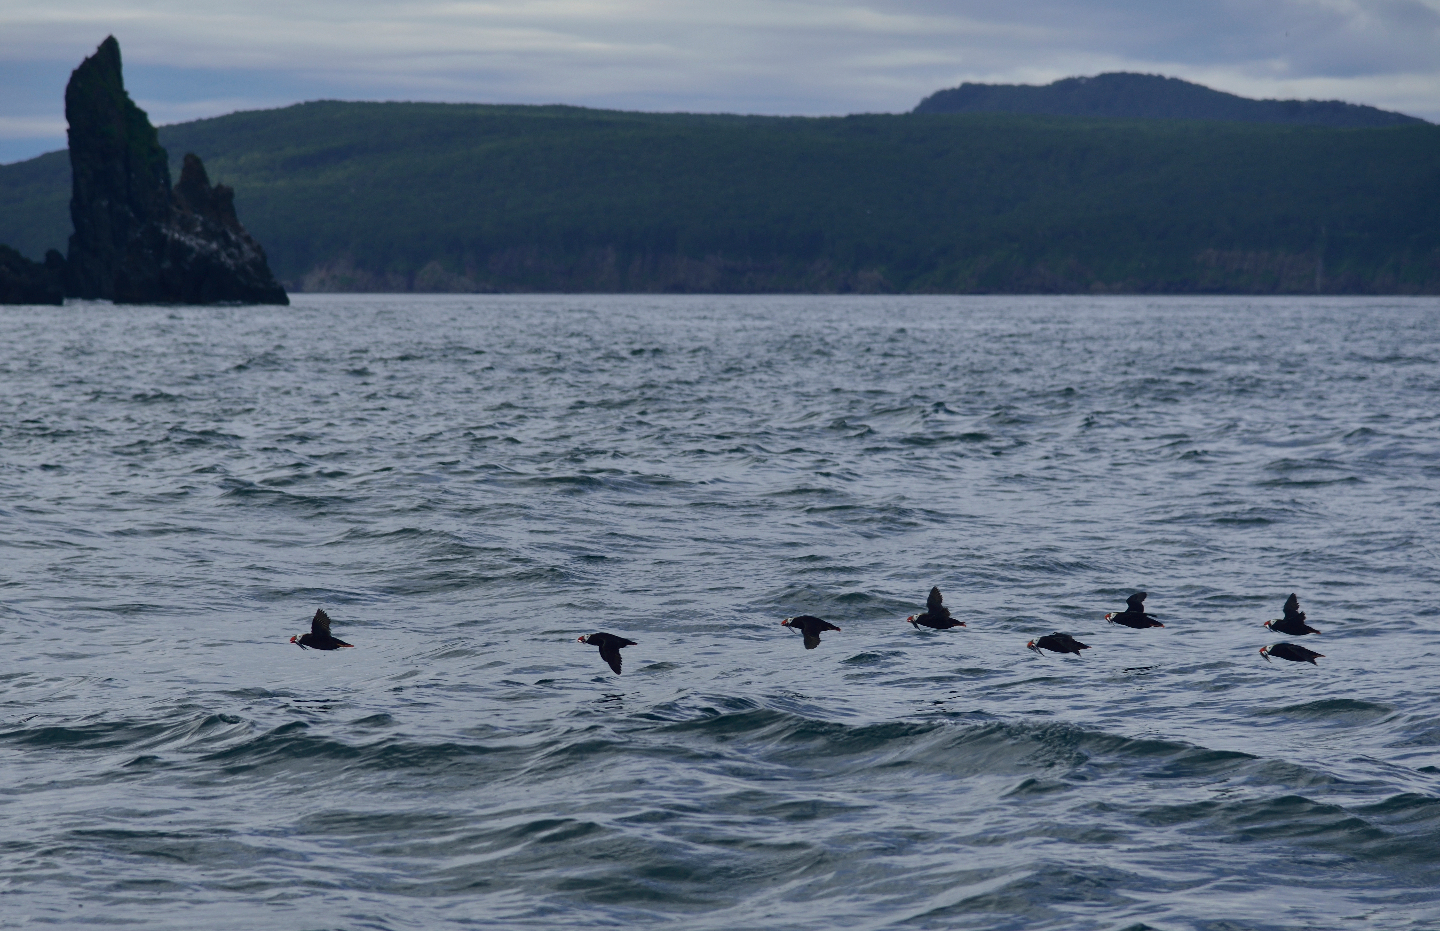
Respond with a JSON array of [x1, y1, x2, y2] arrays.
[[0, 244, 65, 304], [64, 36, 286, 304]]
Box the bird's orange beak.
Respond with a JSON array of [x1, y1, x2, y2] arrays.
[[576, 635, 586, 642], [289, 635, 297, 643], [1104, 613, 1115, 621]]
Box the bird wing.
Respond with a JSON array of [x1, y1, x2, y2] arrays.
[[312, 609, 332, 637], [1283, 594, 1305, 621], [927, 587, 947, 617], [803, 632, 821, 650], [599, 643, 624, 674], [1126, 592, 1147, 612]]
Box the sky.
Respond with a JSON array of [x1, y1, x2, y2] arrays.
[[2, 0, 1438, 163]]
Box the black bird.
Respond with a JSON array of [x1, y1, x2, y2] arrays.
[[907, 586, 965, 630], [782, 615, 842, 650], [577, 632, 637, 674], [1105, 592, 1163, 629], [1264, 593, 1319, 636], [1260, 643, 1324, 665], [1027, 632, 1090, 657], [290, 609, 354, 650]]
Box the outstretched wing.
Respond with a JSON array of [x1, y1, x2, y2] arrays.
[[803, 632, 821, 650], [599, 643, 624, 674], [312, 609, 332, 637], [1283, 594, 1305, 622], [927, 587, 949, 618], [1126, 592, 1147, 613]]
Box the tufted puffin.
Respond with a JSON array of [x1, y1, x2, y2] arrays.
[[1105, 592, 1163, 629], [907, 586, 965, 630], [1260, 643, 1323, 665], [577, 632, 637, 674], [290, 609, 354, 650], [782, 615, 841, 650], [1027, 632, 1090, 657], [1264, 594, 1319, 636]]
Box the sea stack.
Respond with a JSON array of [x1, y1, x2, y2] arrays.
[[63, 36, 287, 304], [0, 245, 65, 305]]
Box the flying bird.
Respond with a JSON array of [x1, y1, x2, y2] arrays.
[[907, 586, 965, 630], [1105, 592, 1163, 629], [1260, 643, 1323, 665], [577, 632, 637, 674], [782, 615, 841, 650], [1264, 594, 1319, 636], [1027, 632, 1090, 657], [290, 609, 354, 650]]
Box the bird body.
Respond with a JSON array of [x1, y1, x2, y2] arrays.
[[578, 632, 637, 674], [908, 586, 965, 630], [1261, 642, 1324, 665], [1105, 592, 1162, 629], [782, 615, 841, 649], [290, 609, 353, 650], [1027, 632, 1090, 656], [1265, 593, 1319, 636]]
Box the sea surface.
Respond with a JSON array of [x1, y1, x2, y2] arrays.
[[2, 294, 1439, 930]]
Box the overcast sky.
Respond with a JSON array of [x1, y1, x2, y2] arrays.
[[2, 0, 1437, 163]]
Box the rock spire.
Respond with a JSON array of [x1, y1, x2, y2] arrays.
[[64, 36, 287, 304]]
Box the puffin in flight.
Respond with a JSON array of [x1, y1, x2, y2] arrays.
[[577, 632, 637, 674], [1264, 594, 1319, 636], [290, 609, 354, 650], [1260, 643, 1323, 665], [1105, 592, 1163, 629], [782, 615, 841, 650], [907, 586, 965, 630], [1027, 632, 1090, 657]]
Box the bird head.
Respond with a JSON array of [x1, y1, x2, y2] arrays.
[[1026, 639, 1040, 654], [905, 615, 918, 626], [576, 634, 590, 644], [1259, 646, 1272, 662], [1263, 620, 1275, 630], [1104, 612, 1116, 623], [780, 617, 794, 629]]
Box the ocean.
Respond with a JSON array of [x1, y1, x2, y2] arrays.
[[2, 294, 1438, 930]]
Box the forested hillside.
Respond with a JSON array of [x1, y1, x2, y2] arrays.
[[2, 101, 1437, 293]]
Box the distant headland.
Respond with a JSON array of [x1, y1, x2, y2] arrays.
[[913, 72, 1426, 128], [3, 61, 1437, 298]]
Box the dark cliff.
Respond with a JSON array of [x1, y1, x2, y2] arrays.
[[0, 244, 65, 305], [63, 36, 287, 304]]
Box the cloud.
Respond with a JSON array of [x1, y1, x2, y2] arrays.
[[1, 0, 1435, 163]]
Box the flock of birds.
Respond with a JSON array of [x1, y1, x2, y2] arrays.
[[290, 589, 1327, 674]]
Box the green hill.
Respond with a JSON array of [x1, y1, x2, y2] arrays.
[[2, 100, 1438, 293]]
